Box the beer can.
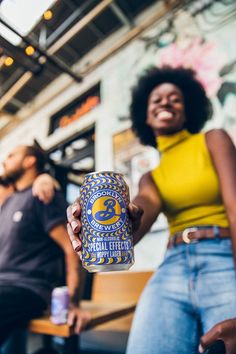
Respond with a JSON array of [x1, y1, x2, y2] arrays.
[[80, 171, 134, 272], [51, 286, 69, 324]]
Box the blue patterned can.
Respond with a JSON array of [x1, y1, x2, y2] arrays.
[[51, 286, 69, 324], [80, 171, 134, 272]]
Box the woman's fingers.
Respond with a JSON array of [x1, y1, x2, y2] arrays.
[[66, 201, 82, 252], [67, 223, 81, 252], [72, 199, 81, 217], [128, 202, 144, 220], [67, 205, 81, 233], [128, 202, 144, 232]]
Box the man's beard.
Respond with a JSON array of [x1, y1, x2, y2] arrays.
[[0, 175, 11, 187], [3, 167, 25, 184]]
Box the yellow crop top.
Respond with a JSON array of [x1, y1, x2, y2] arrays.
[[151, 130, 229, 235]]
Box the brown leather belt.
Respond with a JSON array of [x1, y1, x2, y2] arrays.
[[167, 227, 230, 248]]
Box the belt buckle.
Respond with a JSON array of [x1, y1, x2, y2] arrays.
[[182, 227, 198, 244]]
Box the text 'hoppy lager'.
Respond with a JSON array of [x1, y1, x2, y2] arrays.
[[80, 171, 134, 272]]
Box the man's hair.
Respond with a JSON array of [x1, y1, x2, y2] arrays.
[[130, 66, 213, 147], [25, 145, 46, 173]]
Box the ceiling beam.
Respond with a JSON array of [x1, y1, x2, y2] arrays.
[[47, 0, 105, 47], [0, 72, 33, 110], [47, 0, 113, 55]]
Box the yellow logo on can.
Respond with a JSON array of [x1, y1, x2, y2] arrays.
[[87, 189, 126, 232], [92, 197, 121, 225]]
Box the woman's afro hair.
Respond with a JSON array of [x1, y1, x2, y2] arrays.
[[130, 66, 213, 147]]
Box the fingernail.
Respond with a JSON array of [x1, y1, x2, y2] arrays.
[[198, 345, 203, 353], [72, 239, 81, 251], [130, 202, 138, 210], [71, 221, 79, 232], [72, 204, 78, 215]]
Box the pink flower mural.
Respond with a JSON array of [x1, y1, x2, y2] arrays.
[[158, 37, 226, 97]]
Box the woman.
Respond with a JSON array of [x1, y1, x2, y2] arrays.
[[67, 67, 236, 354]]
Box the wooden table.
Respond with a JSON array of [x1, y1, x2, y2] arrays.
[[28, 300, 136, 353]]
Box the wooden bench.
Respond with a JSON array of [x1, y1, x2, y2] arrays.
[[90, 270, 152, 332], [28, 271, 153, 353]]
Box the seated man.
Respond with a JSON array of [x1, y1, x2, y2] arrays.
[[0, 145, 90, 346]]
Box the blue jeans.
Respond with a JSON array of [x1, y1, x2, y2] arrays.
[[126, 239, 236, 354]]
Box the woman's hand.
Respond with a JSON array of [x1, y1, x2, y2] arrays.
[[128, 202, 144, 232], [67, 200, 82, 253], [32, 173, 60, 204], [199, 318, 236, 354], [67, 200, 143, 253]]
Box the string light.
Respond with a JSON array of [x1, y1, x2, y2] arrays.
[[43, 10, 53, 20], [4, 57, 14, 66], [25, 46, 35, 56]]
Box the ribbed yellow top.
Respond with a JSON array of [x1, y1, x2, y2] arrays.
[[151, 130, 229, 235]]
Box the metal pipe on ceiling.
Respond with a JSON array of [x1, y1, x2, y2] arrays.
[[109, 1, 134, 28], [2, 67, 25, 92], [0, 34, 42, 73], [0, 18, 83, 82]]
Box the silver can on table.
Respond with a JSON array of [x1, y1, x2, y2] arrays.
[[51, 286, 69, 324], [80, 171, 134, 272]]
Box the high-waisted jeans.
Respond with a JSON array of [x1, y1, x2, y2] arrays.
[[126, 239, 236, 354]]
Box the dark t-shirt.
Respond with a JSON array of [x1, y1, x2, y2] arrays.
[[0, 187, 68, 304]]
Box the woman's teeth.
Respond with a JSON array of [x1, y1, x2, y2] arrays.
[[157, 111, 173, 119]]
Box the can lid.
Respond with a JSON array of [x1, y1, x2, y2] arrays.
[[52, 286, 68, 295], [84, 171, 124, 178]]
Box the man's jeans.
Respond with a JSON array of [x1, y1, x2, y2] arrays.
[[126, 239, 236, 354], [0, 330, 27, 354]]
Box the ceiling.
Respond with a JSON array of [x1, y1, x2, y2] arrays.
[[0, 0, 159, 119]]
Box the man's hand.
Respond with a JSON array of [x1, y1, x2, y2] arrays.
[[67, 306, 91, 333], [199, 318, 236, 354], [33, 173, 60, 204]]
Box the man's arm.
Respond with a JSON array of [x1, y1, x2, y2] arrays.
[[49, 224, 91, 332]]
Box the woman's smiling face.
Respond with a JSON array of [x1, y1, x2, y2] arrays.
[[146, 83, 186, 136]]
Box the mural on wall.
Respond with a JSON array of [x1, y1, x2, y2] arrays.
[[155, 6, 236, 136]]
